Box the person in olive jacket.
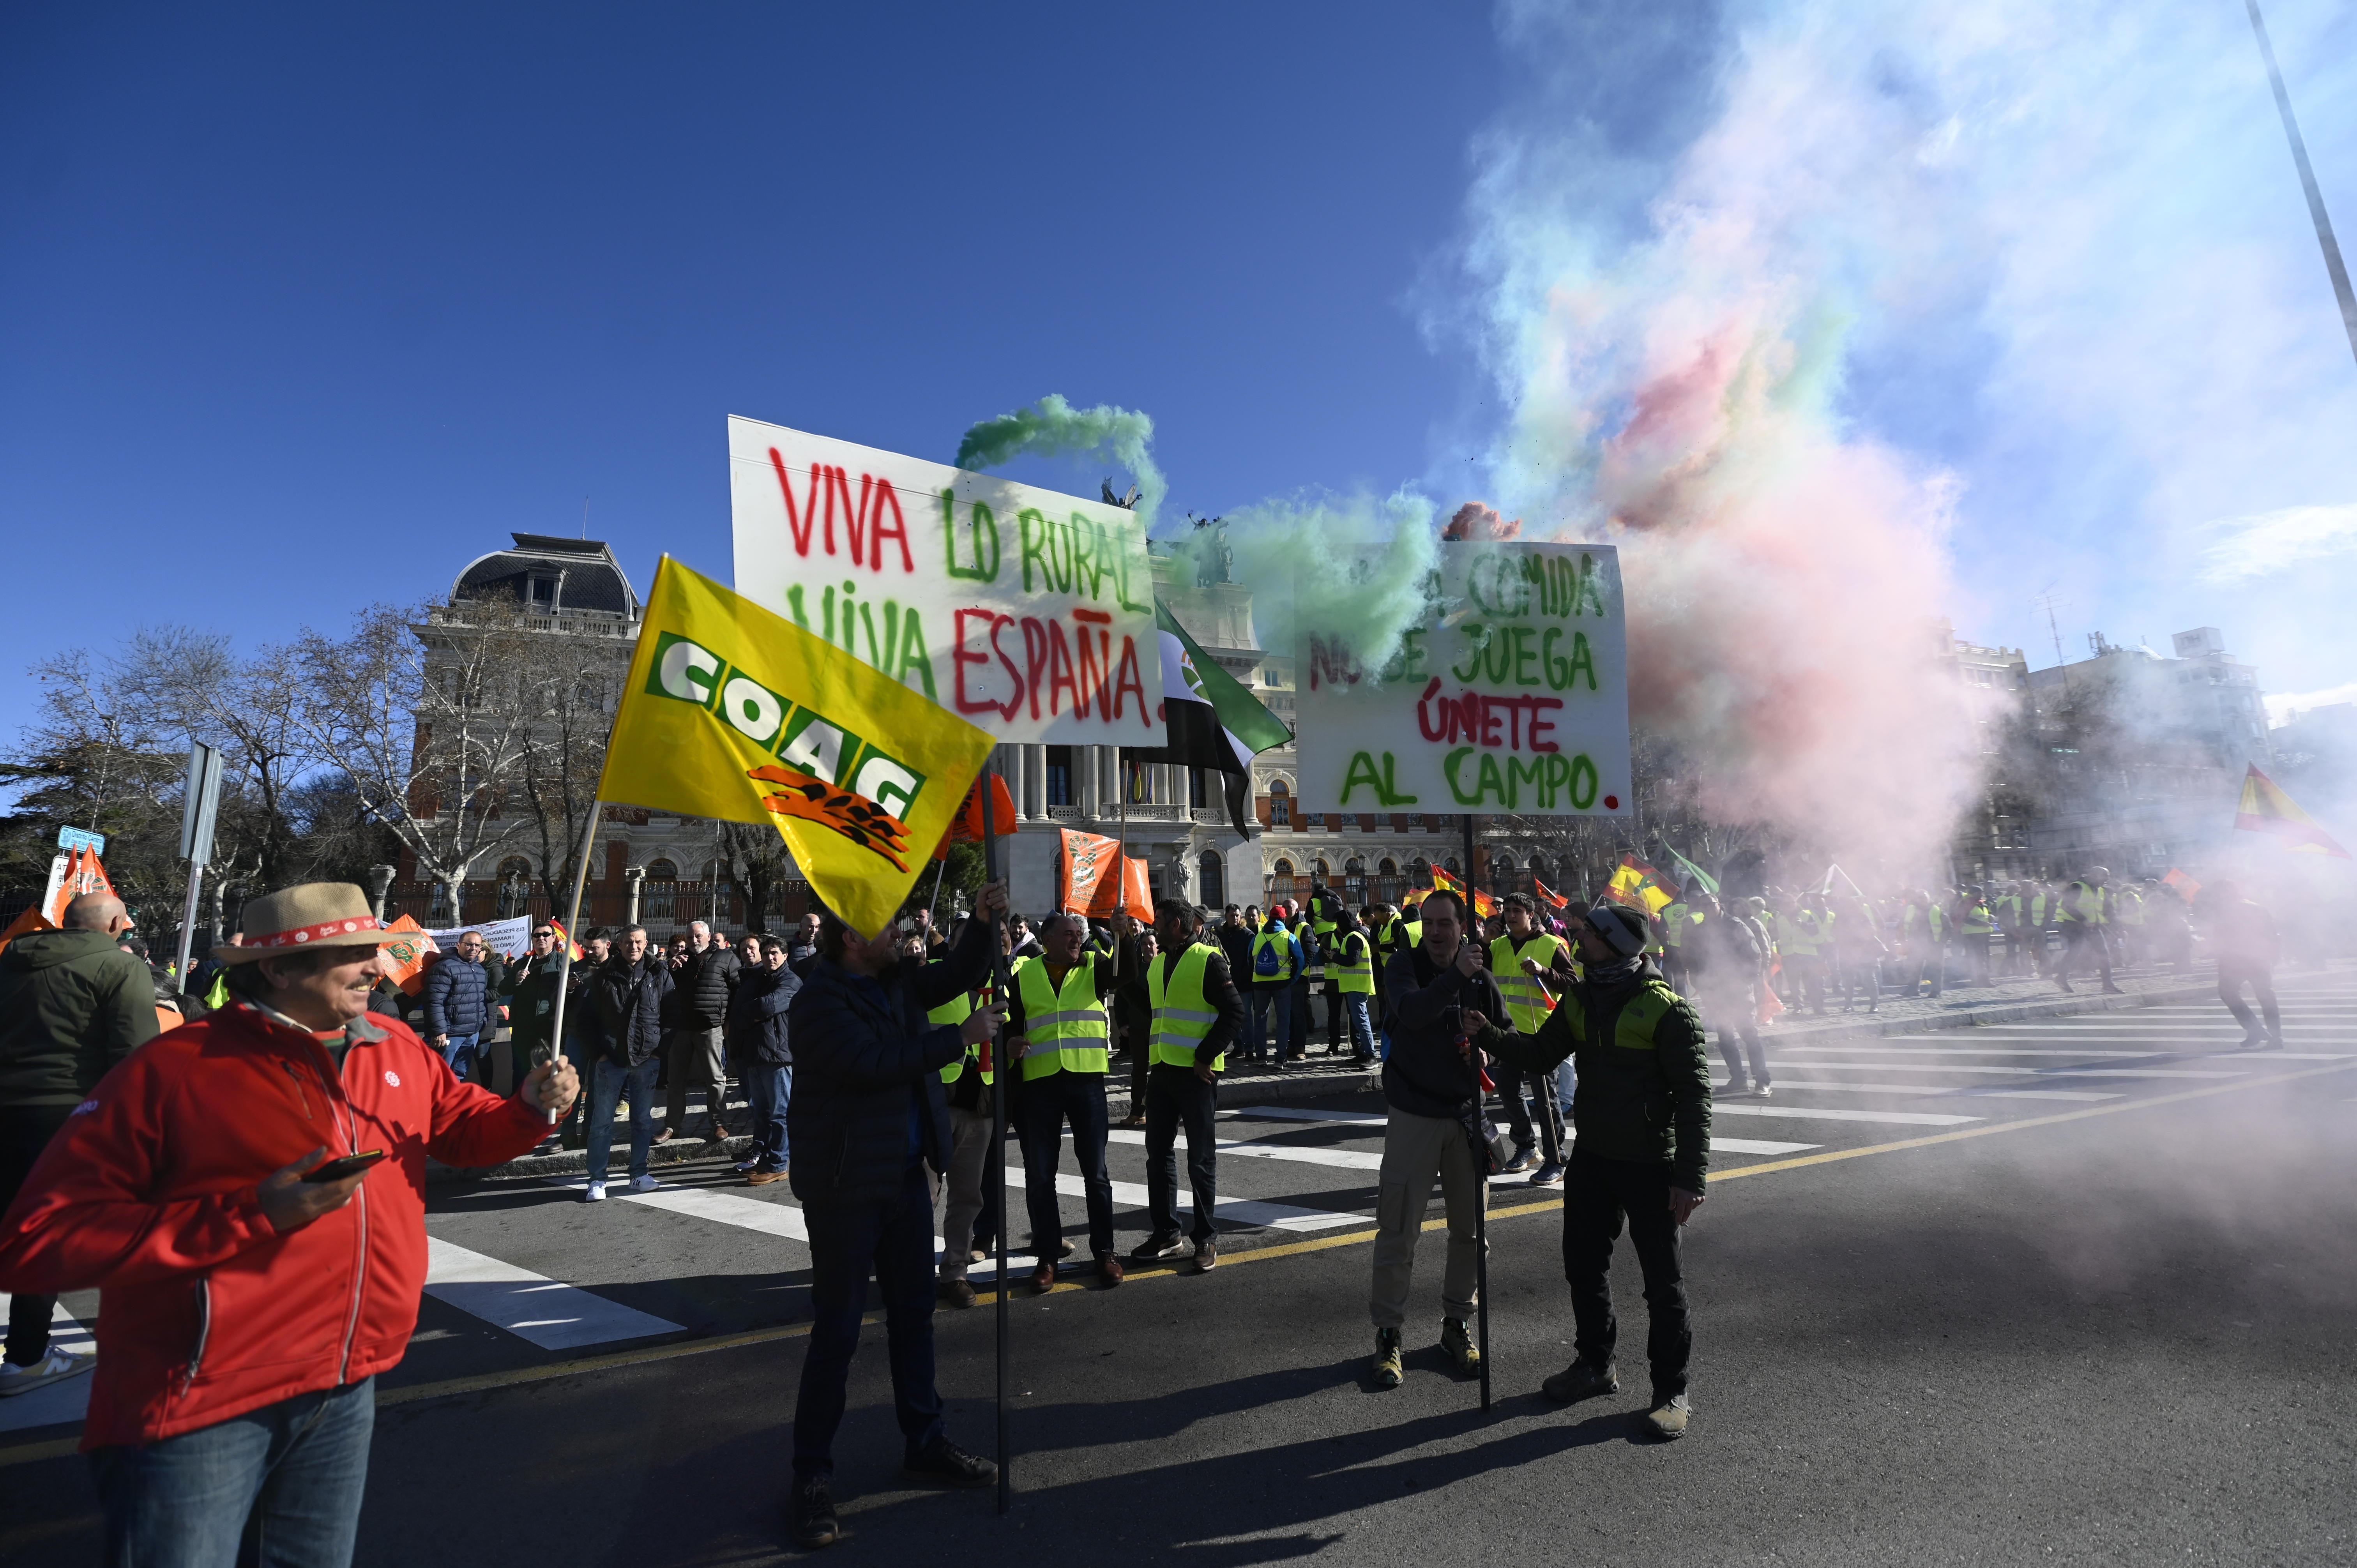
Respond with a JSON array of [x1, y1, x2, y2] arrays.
[[781, 884, 1011, 1550], [1468, 901, 1712, 1442]]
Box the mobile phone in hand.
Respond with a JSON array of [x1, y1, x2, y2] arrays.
[[303, 1150, 387, 1183]]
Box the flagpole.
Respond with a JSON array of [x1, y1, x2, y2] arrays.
[[544, 802, 602, 1117], [1459, 807, 1490, 1411], [982, 756, 1012, 1517]]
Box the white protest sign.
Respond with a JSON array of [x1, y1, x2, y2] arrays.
[[1291, 542, 1631, 816], [728, 417, 1163, 745], [426, 916, 534, 961]]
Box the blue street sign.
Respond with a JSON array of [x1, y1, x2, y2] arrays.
[[57, 826, 107, 856]]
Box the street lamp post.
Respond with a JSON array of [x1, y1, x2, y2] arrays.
[[366, 865, 396, 923]]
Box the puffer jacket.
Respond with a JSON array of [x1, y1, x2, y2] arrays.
[[0, 1002, 552, 1450], [421, 954, 491, 1038], [0, 929, 162, 1106], [787, 918, 991, 1209], [675, 945, 740, 1029], [590, 955, 671, 1066]]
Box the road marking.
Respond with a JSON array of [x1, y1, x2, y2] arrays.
[[566, 1180, 999, 1274], [1774, 1060, 2246, 1079], [1005, 1166, 1368, 1232], [1784, 1044, 2261, 1059], [0, 1296, 92, 1434], [1761, 1079, 2120, 1102], [422, 1236, 682, 1351], [1712, 1103, 1981, 1127], [1105, 1127, 1383, 1169], [1710, 1060, 2357, 1184]]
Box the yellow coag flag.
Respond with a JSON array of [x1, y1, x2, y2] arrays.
[[2233, 764, 2351, 858], [601, 557, 997, 936]]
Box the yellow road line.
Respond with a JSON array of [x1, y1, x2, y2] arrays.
[[5, 1058, 2341, 1469]]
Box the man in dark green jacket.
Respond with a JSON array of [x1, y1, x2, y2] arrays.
[[1469, 901, 1711, 1441], [0, 892, 160, 1396]]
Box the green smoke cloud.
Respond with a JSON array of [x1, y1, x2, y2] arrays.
[[954, 394, 1168, 529], [1196, 489, 1442, 677]]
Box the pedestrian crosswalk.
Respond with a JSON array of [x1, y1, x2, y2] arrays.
[[5, 974, 2345, 1439]]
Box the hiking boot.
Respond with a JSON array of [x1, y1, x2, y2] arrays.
[[1441, 1316, 1481, 1377], [937, 1276, 977, 1309], [1371, 1327, 1404, 1390], [1527, 1160, 1565, 1188], [788, 1474, 839, 1550], [1644, 1393, 1692, 1440], [1498, 1143, 1539, 1175], [1193, 1238, 1217, 1273], [1542, 1358, 1617, 1403], [0, 1347, 94, 1397], [1130, 1232, 1187, 1262], [905, 1436, 997, 1489]]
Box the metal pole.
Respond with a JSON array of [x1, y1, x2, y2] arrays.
[[2247, 0, 2357, 368], [983, 761, 1012, 1516], [173, 864, 205, 989], [1459, 808, 1491, 1410], [545, 804, 603, 1093]]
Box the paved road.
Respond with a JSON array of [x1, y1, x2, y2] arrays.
[[4, 969, 2353, 1565]]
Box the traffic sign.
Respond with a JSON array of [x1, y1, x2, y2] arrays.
[[57, 825, 106, 855]]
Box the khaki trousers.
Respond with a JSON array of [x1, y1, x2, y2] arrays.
[[937, 1104, 997, 1280], [1369, 1107, 1486, 1329]]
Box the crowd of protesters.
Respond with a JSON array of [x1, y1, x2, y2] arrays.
[[0, 854, 2308, 1561]]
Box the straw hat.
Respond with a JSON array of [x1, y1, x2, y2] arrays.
[[211, 883, 405, 965]]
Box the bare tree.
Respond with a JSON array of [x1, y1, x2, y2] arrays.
[[515, 628, 621, 912], [286, 599, 544, 921]]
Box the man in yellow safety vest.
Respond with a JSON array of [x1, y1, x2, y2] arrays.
[[1008, 911, 1125, 1291], [1328, 907, 1380, 1064], [1488, 892, 1577, 1186], [1127, 899, 1248, 1274], [2053, 867, 2123, 995], [1247, 915, 1305, 1068], [924, 935, 998, 1310]]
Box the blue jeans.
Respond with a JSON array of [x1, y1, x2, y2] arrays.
[[746, 1064, 791, 1170], [587, 1056, 660, 1182], [90, 1377, 375, 1568], [793, 1167, 943, 1476], [1341, 993, 1376, 1058], [440, 1033, 481, 1080]]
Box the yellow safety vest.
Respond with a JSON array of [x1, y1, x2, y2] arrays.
[[1015, 959, 1110, 1080], [1905, 903, 1947, 940], [928, 992, 989, 1086], [1148, 943, 1224, 1072], [1780, 913, 1821, 957], [1403, 920, 1423, 947], [2116, 888, 2145, 926], [1661, 902, 1689, 948], [2057, 882, 2107, 925], [1958, 902, 1993, 936], [1329, 930, 1375, 996], [1250, 931, 1296, 984], [1489, 932, 1565, 1033]]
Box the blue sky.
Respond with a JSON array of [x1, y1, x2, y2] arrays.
[[6, 0, 2357, 751]]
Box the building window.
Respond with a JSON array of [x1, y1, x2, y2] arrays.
[[1270, 781, 1292, 827], [1273, 858, 1295, 877], [1190, 768, 1208, 808], [1379, 859, 1398, 876], [645, 859, 678, 882], [527, 575, 558, 611], [1045, 746, 1072, 808], [497, 856, 533, 882]]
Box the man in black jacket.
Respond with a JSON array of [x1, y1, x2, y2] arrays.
[[1471, 902, 1712, 1441], [666, 919, 740, 1151], [584, 927, 672, 1202], [1367, 888, 1502, 1390], [784, 884, 1008, 1549], [730, 934, 800, 1183]]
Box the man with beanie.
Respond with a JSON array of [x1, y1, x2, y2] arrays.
[[1470, 901, 1712, 1441]]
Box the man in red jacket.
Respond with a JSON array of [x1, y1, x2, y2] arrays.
[[0, 882, 578, 1568]]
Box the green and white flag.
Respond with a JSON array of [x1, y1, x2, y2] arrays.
[[1124, 598, 1292, 838]]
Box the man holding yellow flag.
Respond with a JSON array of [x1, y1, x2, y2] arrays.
[[575, 557, 1005, 1548]]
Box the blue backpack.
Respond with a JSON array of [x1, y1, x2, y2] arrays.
[[1253, 933, 1284, 978]]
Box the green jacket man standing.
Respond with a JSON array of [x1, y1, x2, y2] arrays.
[[1470, 900, 1711, 1441]]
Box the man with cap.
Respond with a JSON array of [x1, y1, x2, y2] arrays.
[[0, 882, 577, 1561], [1469, 901, 1712, 1441]]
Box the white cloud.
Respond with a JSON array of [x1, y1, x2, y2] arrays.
[[2268, 680, 2357, 724], [2198, 504, 2357, 584]]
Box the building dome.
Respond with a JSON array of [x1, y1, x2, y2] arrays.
[[452, 533, 639, 619]]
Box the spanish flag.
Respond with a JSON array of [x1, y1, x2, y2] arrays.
[[1606, 855, 1675, 916], [600, 557, 997, 936], [2233, 765, 2350, 858]]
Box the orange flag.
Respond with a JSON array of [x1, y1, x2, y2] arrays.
[[42, 847, 116, 925], [1057, 828, 1124, 916], [378, 915, 441, 997], [1532, 877, 1571, 911], [0, 904, 55, 959], [933, 773, 1019, 861], [1119, 856, 1153, 922]]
